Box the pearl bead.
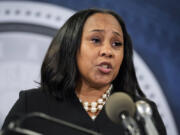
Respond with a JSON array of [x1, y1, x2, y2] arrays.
[[83, 101, 89, 107], [102, 94, 107, 99], [98, 105, 103, 110], [102, 101, 106, 105], [91, 107, 97, 113], [97, 98, 103, 104], [91, 115, 96, 120], [91, 102, 97, 107], [84, 106, 89, 111]]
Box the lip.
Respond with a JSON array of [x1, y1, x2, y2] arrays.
[[97, 62, 113, 74]]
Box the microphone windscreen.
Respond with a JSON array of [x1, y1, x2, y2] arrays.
[[105, 92, 135, 124], [136, 100, 152, 116]]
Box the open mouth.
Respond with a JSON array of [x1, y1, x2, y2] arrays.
[[98, 62, 112, 73]]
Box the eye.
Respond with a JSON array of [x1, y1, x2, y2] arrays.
[[91, 37, 101, 44], [112, 41, 123, 47]]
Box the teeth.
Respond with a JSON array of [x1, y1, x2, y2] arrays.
[[101, 65, 108, 69]]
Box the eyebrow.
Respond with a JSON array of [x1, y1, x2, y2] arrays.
[[90, 29, 122, 37]]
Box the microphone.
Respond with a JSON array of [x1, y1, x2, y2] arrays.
[[136, 100, 159, 135], [1, 112, 102, 135], [105, 92, 141, 135]]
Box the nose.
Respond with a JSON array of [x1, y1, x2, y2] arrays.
[[99, 43, 113, 58]]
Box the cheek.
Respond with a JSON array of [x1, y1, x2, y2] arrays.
[[81, 49, 97, 66], [77, 51, 96, 75]]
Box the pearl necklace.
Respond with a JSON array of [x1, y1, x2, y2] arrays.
[[79, 84, 113, 120]]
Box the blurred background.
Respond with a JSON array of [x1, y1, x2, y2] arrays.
[[0, 0, 179, 134]]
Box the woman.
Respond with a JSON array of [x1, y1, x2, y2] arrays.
[[2, 8, 166, 135]]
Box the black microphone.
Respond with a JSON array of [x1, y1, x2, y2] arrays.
[[1, 112, 102, 135], [105, 92, 141, 135], [136, 100, 159, 135]]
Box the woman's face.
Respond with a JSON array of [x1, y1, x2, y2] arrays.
[[76, 13, 124, 88]]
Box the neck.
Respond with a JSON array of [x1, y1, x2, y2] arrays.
[[75, 80, 111, 102]]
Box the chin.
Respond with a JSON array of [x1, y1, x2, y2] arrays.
[[94, 80, 112, 87]]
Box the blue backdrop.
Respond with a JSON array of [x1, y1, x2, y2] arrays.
[[1, 0, 180, 133]]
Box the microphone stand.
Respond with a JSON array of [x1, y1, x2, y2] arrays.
[[1, 112, 102, 135], [136, 101, 159, 135], [1, 121, 42, 135], [120, 112, 141, 135]]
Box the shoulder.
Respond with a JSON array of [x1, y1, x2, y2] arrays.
[[18, 88, 53, 108], [19, 87, 53, 102], [19, 88, 61, 100], [19, 88, 45, 97], [1, 88, 46, 129]]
